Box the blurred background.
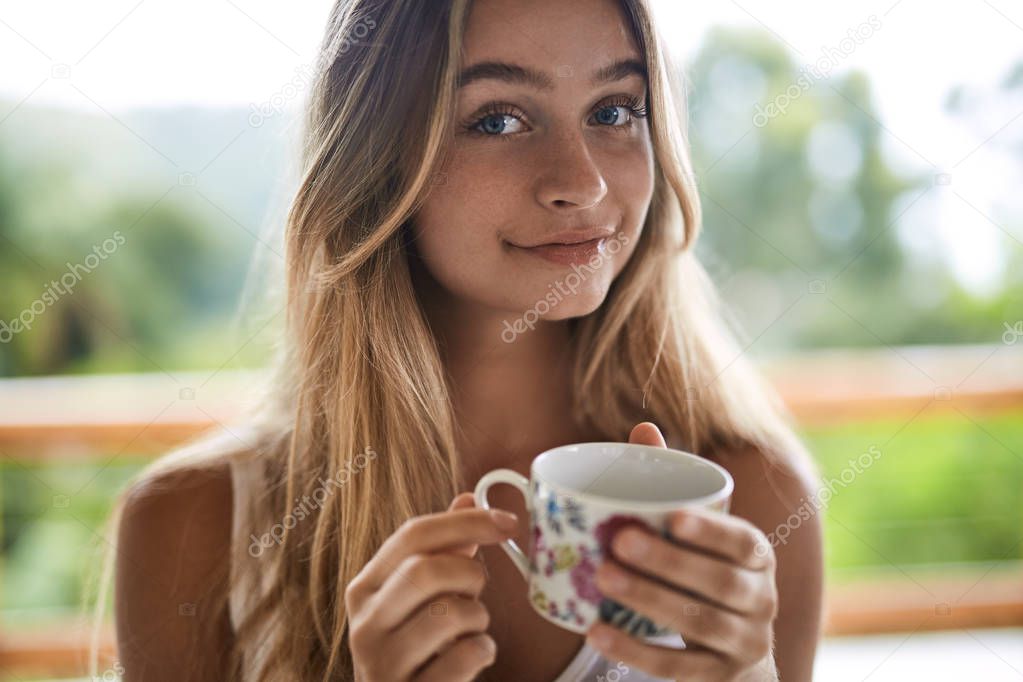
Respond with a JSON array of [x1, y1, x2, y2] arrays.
[[0, 0, 1021, 680]]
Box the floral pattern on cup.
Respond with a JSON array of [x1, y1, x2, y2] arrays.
[[526, 479, 677, 637]]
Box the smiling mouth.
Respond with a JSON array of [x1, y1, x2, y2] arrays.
[[509, 236, 609, 266]]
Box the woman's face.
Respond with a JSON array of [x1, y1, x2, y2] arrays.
[[410, 0, 655, 324]]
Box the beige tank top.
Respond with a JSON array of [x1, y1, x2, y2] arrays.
[[228, 454, 280, 680]]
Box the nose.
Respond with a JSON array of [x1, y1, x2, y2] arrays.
[[534, 128, 608, 211]]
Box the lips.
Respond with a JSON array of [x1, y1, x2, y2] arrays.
[[512, 227, 616, 249], [513, 236, 609, 266]]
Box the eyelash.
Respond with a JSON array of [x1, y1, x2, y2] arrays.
[[463, 94, 649, 140]]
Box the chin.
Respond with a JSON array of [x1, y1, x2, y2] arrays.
[[541, 290, 608, 320], [495, 277, 618, 341], [499, 283, 606, 324]]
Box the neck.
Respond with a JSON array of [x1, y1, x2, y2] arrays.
[[411, 256, 587, 477]]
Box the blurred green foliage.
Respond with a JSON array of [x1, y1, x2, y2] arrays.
[[0, 107, 283, 378], [1, 459, 138, 617], [687, 27, 1023, 350], [801, 410, 1023, 576]]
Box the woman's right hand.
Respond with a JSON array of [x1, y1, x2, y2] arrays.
[[345, 492, 520, 681]]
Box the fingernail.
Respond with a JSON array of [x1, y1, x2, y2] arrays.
[[490, 509, 519, 532], [478, 634, 496, 656], [672, 510, 697, 536], [617, 530, 650, 559]]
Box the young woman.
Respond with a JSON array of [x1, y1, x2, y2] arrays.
[[104, 0, 824, 680]]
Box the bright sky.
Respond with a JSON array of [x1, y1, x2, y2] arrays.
[[2, 0, 1021, 295]]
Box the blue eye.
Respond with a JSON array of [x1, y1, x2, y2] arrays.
[[594, 95, 649, 128], [480, 115, 505, 134], [464, 95, 648, 139], [476, 113, 526, 136], [595, 105, 627, 126]]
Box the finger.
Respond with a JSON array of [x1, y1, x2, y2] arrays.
[[414, 633, 497, 682], [585, 621, 724, 680], [366, 553, 487, 631], [360, 508, 518, 589], [594, 559, 765, 660], [447, 492, 482, 559], [448, 492, 476, 511], [668, 507, 774, 571], [609, 526, 773, 616], [628, 421, 667, 448], [390, 596, 491, 678]]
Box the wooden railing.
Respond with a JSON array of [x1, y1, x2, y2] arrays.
[[2, 344, 1022, 678]]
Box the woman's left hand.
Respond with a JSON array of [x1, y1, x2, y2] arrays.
[[585, 422, 779, 681]]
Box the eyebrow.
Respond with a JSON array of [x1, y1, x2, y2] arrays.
[[456, 58, 647, 91]]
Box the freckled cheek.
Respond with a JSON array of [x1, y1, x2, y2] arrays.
[[453, 158, 528, 220], [410, 169, 522, 291], [603, 150, 654, 239], [420, 157, 518, 232]]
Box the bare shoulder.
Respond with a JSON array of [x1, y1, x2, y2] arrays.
[[115, 453, 235, 680], [712, 442, 824, 682], [712, 442, 820, 539], [117, 457, 234, 565]]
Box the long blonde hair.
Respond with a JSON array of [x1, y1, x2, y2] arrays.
[[92, 0, 816, 679]]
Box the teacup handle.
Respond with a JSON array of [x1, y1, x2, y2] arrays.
[[473, 469, 531, 580]]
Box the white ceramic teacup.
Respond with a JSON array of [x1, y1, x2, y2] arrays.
[[474, 441, 733, 638]]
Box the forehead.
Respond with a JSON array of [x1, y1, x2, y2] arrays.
[[461, 0, 643, 77]]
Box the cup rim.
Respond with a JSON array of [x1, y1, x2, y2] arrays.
[[529, 441, 734, 512]]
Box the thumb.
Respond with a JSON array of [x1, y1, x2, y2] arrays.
[[448, 491, 476, 512], [628, 421, 667, 448], [447, 492, 481, 558]]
